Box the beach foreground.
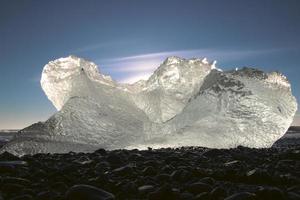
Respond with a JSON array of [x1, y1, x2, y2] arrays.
[[0, 132, 299, 200]]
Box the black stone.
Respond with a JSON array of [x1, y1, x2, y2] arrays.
[[10, 195, 33, 200], [224, 192, 256, 200], [0, 151, 20, 161], [65, 184, 115, 200], [138, 185, 155, 194], [256, 187, 285, 200], [142, 166, 157, 176], [210, 186, 227, 199], [187, 182, 212, 194]]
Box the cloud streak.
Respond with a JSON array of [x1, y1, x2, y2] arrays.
[[100, 48, 283, 63], [119, 72, 154, 83], [94, 48, 285, 84], [71, 38, 143, 54]]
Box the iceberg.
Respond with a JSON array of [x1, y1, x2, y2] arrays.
[[1, 56, 297, 155]]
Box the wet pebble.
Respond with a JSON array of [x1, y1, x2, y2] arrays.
[[224, 192, 256, 200], [65, 184, 115, 200], [187, 181, 212, 194]]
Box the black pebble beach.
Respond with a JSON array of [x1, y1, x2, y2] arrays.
[[0, 136, 299, 200]]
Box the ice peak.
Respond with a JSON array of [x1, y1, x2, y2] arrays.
[[233, 67, 266, 79], [201, 57, 209, 64], [163, 56, 182, 65], [40, 55, 113, 110], [266, 71, 291, 88], [55, 55, 81, 63], [210, 60, 217, 69], [68, 54, 79, 59]]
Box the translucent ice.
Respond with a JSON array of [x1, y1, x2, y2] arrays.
[[1, 56, 297, 155]]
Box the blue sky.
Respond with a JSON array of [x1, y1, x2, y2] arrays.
[[0, 0, 299, 129]]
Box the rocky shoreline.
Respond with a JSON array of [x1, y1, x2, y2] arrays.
[[0, 135, 299, 200]]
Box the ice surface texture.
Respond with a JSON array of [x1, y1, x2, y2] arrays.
[[1, 56, 297, 155]]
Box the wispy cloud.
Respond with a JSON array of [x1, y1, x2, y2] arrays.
[[95, 48, 285, 83], [119, 72, 154, 84], [100, 48, 283, 63], [70, 38, 142, 54]]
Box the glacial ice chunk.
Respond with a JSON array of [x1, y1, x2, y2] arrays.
[[1, 55, 297, 155]]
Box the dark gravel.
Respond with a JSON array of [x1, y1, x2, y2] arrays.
[[0, 137, 299, 200]]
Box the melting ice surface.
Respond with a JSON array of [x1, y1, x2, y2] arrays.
[[1, 56, 298, 155]]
